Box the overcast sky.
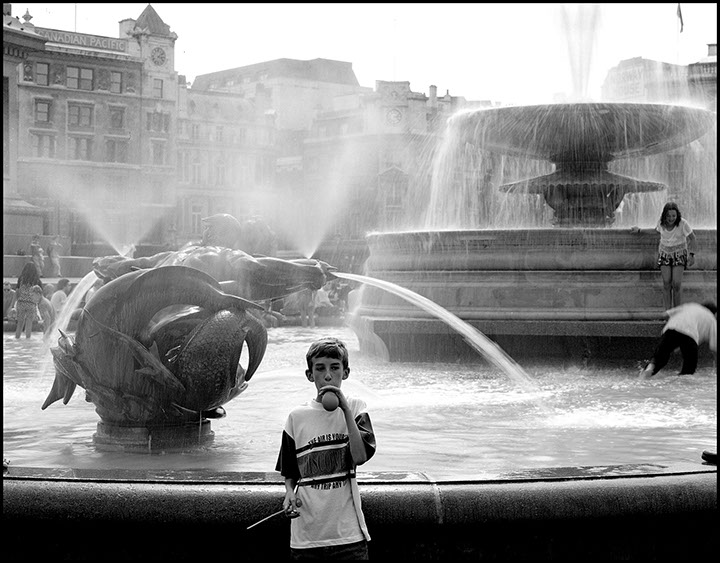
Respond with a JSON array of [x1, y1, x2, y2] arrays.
[[11, 3, 718, 104]]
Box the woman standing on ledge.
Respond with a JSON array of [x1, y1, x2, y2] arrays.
[[633, 202, 696, 310]]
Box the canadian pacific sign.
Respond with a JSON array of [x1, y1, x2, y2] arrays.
[[35, 28, 128, 52]]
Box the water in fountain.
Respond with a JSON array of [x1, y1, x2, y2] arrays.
[[3, 327, 715, 479], [42, 178, 168, 255], [335, 271, 540, 393], [51, 271, 99, 336], [35, 271, 100, 377]]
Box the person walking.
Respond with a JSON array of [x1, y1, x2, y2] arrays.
[[47, 235, 63, 277]]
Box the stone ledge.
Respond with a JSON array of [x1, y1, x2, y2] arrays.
[[3, 464, 716, 561]]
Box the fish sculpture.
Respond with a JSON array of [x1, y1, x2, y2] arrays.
[[42, 266, 268, 426]]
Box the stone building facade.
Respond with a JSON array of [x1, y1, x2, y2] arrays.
[[5, 3, 715, 264], [4, 4, 282, 257], [3, 3, 47, 255]]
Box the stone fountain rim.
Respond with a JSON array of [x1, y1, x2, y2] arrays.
[[449, 101, 716, 160]]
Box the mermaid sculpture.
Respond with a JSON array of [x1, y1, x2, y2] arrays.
[[43, 215, 335, 446]]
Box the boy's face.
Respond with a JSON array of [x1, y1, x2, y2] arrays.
[[306, 355, 349, 392]]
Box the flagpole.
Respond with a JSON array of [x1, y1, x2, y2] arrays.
[[676, 3, 683, 64]]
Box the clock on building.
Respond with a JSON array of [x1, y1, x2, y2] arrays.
[[151, 47, 167, 66], [386, 108, 402, 125]]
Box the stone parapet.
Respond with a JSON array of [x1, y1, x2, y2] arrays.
[[354, 228, 717, 362], [3, 463, 716, 561]]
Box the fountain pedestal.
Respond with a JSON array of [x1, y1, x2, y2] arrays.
[[353, 103, 715, 363], [93, 420, 214, 452], [351, 229, 717, 363]]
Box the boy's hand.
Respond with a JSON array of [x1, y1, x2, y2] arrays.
[[283, 494, 302, 518], [319, 385, 348, 411]]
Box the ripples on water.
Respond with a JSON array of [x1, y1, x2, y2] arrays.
[[3, 327, 716, 480]]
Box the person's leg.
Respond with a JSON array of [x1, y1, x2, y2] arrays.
[[670, 265, 685, 307], [25, 311, 33, 338], [14, 313, 22, 339], [642, 331, 681, 377], [15, 308, 29, 339], [660, 265, 673, 309], [678, 335, 699, 374]]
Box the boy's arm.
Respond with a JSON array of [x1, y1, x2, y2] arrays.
[[283, 478, 301, 515], [276, 430, 302, 515], [343, 408, 368, 465], [344, 410, 376, 467]]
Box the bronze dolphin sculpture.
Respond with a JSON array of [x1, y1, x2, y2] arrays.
[[42, 266, 268, 426]]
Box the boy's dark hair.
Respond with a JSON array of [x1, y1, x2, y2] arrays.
[[56, 278, 70, 291], [701, 301, 717, 315], [306, 337, 349, 370]]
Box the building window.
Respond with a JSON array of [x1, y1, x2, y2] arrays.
[[152, 180, 164, 204], [110, 71, 122, 94], [192, 159, 202, 184], [68, 137, 93, 160], [191, 204, 204, 235], [215, 126, 224, 142], [109, 107, 125, 129], [147, 111, 170, 132], [66, 67, 78, 89], [34, 100, 51, 123], [80, 68, 93, 90], [191, 123, 200, 140], [152, 141, 165, 165], [31, 133, 55, 158], [105, 139, 128, 163], [68, 104, 94, 127], [67, 66, 94, 90], [36, 63, 49, 86], [178, 151, 190, 182], [214, 160, 226, 185], [153, 78, 163, 98]]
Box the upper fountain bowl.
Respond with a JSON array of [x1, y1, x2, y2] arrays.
[[450, 102, 715, 163]]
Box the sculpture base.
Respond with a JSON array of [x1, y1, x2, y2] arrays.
[[354, 229, 717, 363], [93, 420, 214, 453]]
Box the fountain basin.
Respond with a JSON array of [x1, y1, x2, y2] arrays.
[[453, 103, 715, 161], [3, 463, 716, 561], [353, 229, 717, 362]]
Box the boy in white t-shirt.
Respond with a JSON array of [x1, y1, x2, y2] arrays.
[[276, 337, 376, 560], [640, 301, 717, 377]]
